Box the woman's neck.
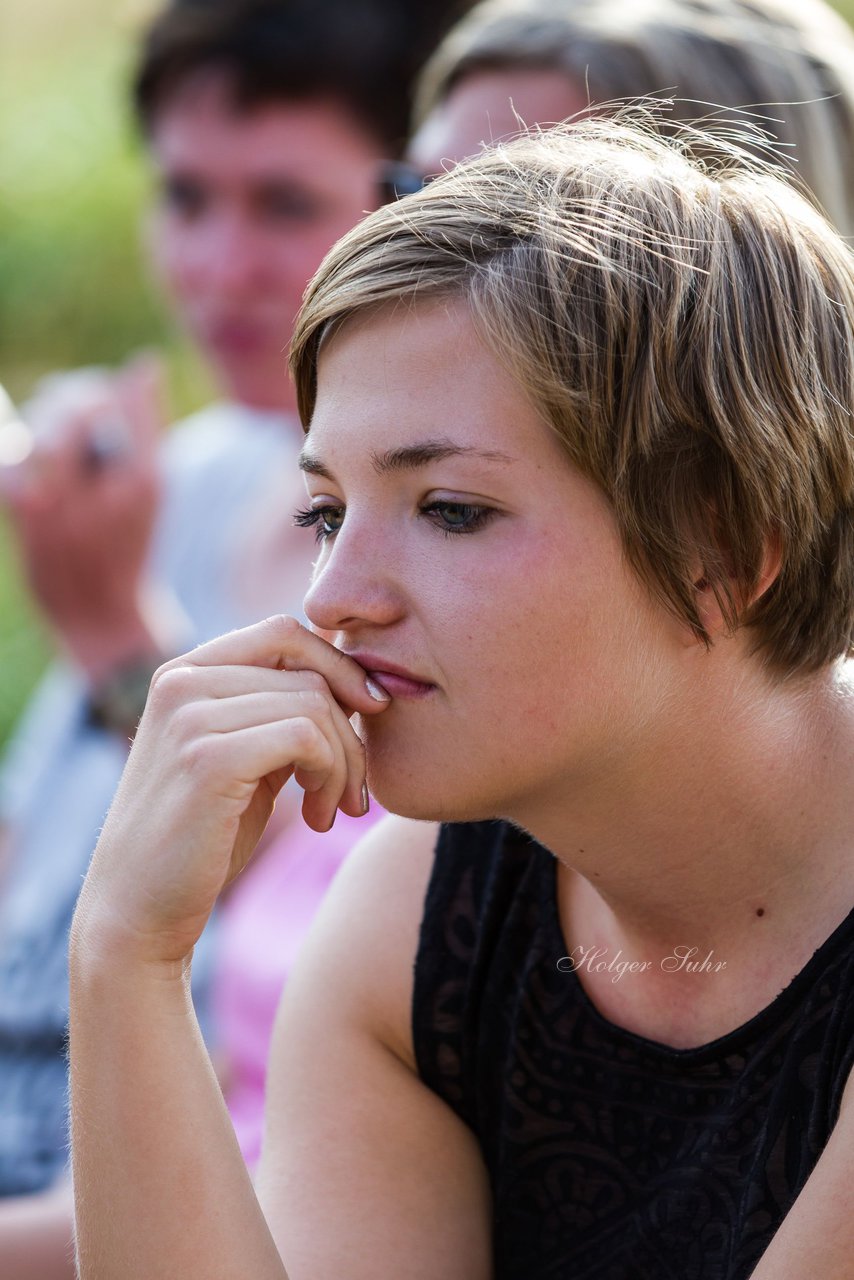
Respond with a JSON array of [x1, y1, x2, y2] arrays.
[[514, 659, 854, 1049], [513, 657, 854, 961]]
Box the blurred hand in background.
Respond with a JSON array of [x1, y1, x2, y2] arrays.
[[0, 356, 170, 684]]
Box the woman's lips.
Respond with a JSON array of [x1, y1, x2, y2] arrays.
[[366, 669, 435, 700], [346, 653, 435, 700]]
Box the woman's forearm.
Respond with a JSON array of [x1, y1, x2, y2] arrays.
[[69, 931, 288, 1280], [67, 618, 386, 1275]]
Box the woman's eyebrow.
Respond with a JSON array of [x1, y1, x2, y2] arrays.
[[298, 440, 515, 478], [298, 451, 336, 480]]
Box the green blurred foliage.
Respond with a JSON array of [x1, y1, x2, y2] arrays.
[[0, 514, 51, 741], [0, 3, 211, 403], [0, 0, 212, 747], [2, 47, 156, 395]]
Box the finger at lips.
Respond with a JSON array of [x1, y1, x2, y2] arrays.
[[173, 616, 391, 717], [166, 664, 338, 702]]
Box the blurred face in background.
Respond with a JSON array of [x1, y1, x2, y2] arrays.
[[409, 66, 588, 176], [146, 70, 385, 412]]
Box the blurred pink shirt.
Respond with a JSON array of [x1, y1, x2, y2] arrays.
[[214, 804, 384, 1169]]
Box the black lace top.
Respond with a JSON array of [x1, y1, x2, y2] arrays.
[[412, 821, 854, 1280]]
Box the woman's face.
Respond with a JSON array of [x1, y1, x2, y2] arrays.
[[301, 299, 685, 822]]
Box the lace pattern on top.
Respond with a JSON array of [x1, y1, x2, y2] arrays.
[[412, 821, 854, 1280]]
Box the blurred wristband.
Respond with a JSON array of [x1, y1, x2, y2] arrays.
[[85, 656, 163, 737], [78, 581, 193, 737]]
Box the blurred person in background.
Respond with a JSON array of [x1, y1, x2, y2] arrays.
[[0, 0, 466, 1272], [407, 0, 854, 239]]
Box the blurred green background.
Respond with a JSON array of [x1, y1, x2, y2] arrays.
[[0, 0, 214, 746], [2, 0, 854, 748]]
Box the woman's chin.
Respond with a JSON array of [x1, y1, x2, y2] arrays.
[[365, 760, 502, 826], [358, 712, 509, 824]]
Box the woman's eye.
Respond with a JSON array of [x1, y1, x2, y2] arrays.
[[423, 501, 494, 535], [294, 500, 497, 543], [293, 504, 345, 543]]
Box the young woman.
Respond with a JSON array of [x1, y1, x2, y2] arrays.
[[69, 117, 854, 1278]]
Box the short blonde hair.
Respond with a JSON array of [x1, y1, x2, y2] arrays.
[[413, 0, 854, 238], [291, 117, 854, 676]]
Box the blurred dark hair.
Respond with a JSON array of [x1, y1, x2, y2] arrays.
[[133, 0, 472, 154]]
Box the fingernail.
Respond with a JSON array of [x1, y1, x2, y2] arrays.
[[365, 677, 390, 702], [361, 783, 370, 814]]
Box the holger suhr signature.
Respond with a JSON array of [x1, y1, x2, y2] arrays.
[[557, 945, 727, 983]]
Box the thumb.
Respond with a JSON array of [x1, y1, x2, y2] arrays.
[[116, 351, 169, 460]]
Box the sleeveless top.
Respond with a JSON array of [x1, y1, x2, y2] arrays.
[[412, 821, 854, 1280]]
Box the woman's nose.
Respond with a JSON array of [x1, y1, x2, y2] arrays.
[[303, 527, 404, 635]]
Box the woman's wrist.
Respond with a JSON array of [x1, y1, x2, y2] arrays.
[[70, 886, 194, 985]]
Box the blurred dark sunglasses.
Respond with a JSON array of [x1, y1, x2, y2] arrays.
[[377, 160, 432, 204]]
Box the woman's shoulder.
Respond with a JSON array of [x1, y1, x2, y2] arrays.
[[260, 812, 495, 1273], [283, 816, 538, 1071], [329, 814, 523, 903], [280, 814, 442, 1070], [331, 813, 441, 913]]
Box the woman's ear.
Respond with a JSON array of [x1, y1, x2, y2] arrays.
[[752, 528, 783, 604], [693, 528, 783, 635]]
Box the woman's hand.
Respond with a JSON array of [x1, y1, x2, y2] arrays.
[[73, 615, 390, 967]]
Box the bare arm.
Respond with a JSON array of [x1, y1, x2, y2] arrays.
[[748, 1068, 854, 1278], [72, 816, 492, 1280], [72, 813, 492, 1280], [70, 616, 492, 1277], [70, 931, 287, 1279], [70, 616, 387, 1278], [258, 814, 493, 1278]]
